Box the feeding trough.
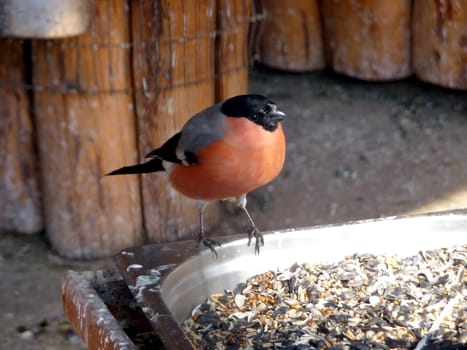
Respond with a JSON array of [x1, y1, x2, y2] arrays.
[[63, 210, 467, 349]]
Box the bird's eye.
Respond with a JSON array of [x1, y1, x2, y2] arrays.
[[250, 110, 265, 122]]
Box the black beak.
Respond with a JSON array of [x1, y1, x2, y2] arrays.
[[268, 110, 286, 121]]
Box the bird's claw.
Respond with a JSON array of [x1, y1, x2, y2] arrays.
[[247, 227, 264, 255], [201, 238, 221, 257]]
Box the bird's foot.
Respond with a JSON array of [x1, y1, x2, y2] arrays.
[[201, 238, 221, 257], [247, 227, 264, 255]]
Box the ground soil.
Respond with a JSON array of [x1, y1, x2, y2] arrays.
[[1, 68, 466, 349]]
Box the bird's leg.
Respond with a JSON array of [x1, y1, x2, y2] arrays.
[[236, 194, 264, 254], [197, 200, 206, 241], [196, 200, 221, 256]]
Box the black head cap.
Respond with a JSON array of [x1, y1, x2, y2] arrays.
[[220, 94, 286, 132]]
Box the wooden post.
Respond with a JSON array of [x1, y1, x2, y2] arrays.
[[216, 0, 252, 99], [130, 0, 218, 243], [253, 0, 324, 72], [32, 1, 143, 258], [412, 0, 467, 90], [0, 39, 43, 234], [321, 0, 412, 80]]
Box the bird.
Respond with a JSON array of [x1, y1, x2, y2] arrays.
[[107, 94, 286, 255]]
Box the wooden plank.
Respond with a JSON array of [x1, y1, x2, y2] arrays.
[[321, 0, 412, 80], [130, 0, 218, 243], [33, 1, 143, 258], [62, 270, 139, 350], [0, 39, 43, 234], [413, 0, 467, 90], [254, 0, 324, 72], [216, 0, 251, 98]]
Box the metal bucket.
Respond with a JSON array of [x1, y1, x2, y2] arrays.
[[0, 0, 95, 38]]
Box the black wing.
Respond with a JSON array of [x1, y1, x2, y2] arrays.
[[145, 132, 198, 165], [145, 132, 183, 164]]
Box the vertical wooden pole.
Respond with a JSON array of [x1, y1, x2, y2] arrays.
[[254, 0, 324, 72], [216, 0, 252, 99], [0, 39, 43, 234], [33, 1, 143, 258], [413, 0, 467, 90], [130, 0, 218, 243], [321, 0, 412, 80]]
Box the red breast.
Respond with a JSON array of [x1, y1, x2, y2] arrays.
[[169, 117, 286, 200]]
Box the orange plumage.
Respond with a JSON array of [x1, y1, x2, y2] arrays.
[[170, 119, 286, 200]]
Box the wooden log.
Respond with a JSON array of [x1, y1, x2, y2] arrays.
[[412, 0, 467, 90], [321, 0, 412, 80], [216, 0, 251, 98], [130, 0, 218, 243], [33, 1, 143, 258], [0, 39, 43, 234], [253, 0, 324, 72]]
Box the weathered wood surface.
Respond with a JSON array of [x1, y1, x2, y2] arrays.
[[216, 0, 252, 98], [321, 0, 412, 80], [33, 1, 143, 258], [130, 0, 219, 243], [413, 0, 467, 90], [0, 39, 43, 234], [255, 0, 324, 72]]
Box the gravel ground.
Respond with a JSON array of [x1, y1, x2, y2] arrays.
[[1, 68, 467, 349]]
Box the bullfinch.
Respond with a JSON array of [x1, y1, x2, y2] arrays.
[[107, 94, 286, 255]]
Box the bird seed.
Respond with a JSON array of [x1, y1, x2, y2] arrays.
[[182, 245, 466, 350]]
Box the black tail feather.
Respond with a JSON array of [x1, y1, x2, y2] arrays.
[[106, 158, 164, 176]]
